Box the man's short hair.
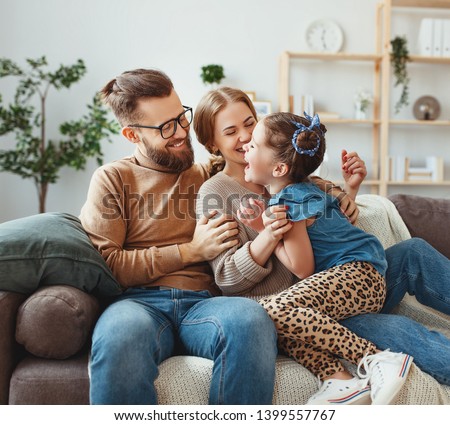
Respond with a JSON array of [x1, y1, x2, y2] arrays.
[[100, 69, 174, 126]]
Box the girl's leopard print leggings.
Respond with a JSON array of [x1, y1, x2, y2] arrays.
[[259, 261, 386, 380]]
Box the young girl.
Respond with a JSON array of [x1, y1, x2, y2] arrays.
[[241, 111, 413, 405]]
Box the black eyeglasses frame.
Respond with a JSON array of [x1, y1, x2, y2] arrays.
[[128, 105, 193, 139]]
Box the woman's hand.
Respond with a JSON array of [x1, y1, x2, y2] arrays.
[[342, 149, 367, 193], [237, 197, 266, 232], [342, 149, 367, 199]]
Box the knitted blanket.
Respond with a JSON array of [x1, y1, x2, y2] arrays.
[[355, 194, 411, 248]]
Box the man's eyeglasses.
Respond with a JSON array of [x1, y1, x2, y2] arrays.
[[128, 106, 193, 139]]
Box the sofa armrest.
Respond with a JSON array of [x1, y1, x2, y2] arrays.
[[16, 285, 101, 360], [0, 291, 27, 404]]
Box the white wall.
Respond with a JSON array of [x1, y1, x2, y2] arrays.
[[1, 0, 449, 222]]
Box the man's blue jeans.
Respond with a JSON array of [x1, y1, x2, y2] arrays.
[[341, 238, 450, 386], [89, 288, 277, 404]]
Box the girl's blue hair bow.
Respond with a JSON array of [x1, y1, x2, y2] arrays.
[[291, 112, 322, 157]]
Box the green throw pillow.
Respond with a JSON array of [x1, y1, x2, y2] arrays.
[[0, 212, 122, 297]]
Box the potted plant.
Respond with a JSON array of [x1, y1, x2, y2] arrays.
[[0, 56, 120, 213], [390, 36, 411, 114], [200, 64, 225, 87], [354, 88, 373, 120]]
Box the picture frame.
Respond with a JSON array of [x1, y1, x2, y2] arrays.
[[244, 91, 256, 101], [252, 100, 272, 117]]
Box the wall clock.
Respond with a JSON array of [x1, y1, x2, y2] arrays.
[[305, 19, 344, 53]]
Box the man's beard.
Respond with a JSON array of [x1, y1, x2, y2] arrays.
[[144, 135, 195, 172]]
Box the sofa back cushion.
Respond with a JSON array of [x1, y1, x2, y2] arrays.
[[0, 212, 122, 297], [389, 194, 450, 259]]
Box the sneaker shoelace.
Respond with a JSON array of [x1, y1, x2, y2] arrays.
[[308, 378, 330, 402], [315, 377, 330, 395], [357, 350, 401, 396]]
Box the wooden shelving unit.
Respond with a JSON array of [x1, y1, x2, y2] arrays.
[[278, 0, 450, 196], [379, 0, 450, 195], [278, 52, 382, 114], [278, 9, 384, 194]]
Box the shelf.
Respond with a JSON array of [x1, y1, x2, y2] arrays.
[[392, 0, 450, 9], [409, 55, 450, 64], [322, 119, 381, 125], [333, 180, 450, 187], [283, 51, 382, 63], [334, 180, 381, 186], [390, 120, 450, 126], [283, 52, 450, 66], [388, 180, 450, 185]]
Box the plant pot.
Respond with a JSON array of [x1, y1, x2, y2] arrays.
[[354, 102, 367, 120]]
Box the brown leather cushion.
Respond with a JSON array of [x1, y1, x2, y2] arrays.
[[389, 194, 450, 259], [15, 285, 100, 359]]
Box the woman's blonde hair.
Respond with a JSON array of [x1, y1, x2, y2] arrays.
[[194, 87, 258, 175]]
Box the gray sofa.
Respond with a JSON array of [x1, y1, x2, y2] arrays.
[[1, 194, 449, 404]]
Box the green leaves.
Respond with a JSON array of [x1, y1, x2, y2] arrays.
[[1, 56, 88, 104], [0, 135, 41, 180], [200, 64, 225, 85], [48, 59, 87, 89], [390, 36, 411, 114], [0, 56, 119, 212], [0, 103, 34, 134], [0, 58, 23, 77], [59, 94, 120, 170]]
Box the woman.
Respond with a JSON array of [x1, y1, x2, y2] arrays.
[[193, 87, 450, 393]]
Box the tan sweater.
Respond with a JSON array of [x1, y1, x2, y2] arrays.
[[79, 148, 216, 292], [197, 172, 296, 300]]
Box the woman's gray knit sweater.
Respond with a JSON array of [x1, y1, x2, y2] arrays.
[[197, 172, 296, 300]]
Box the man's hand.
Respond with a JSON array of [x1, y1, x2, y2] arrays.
[[179, 211, 239, 264], [335, 191, 359, 224]]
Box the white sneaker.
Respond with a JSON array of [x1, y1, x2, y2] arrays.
[[357, 350, 413, 405], [307, 377, 371, 405]]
